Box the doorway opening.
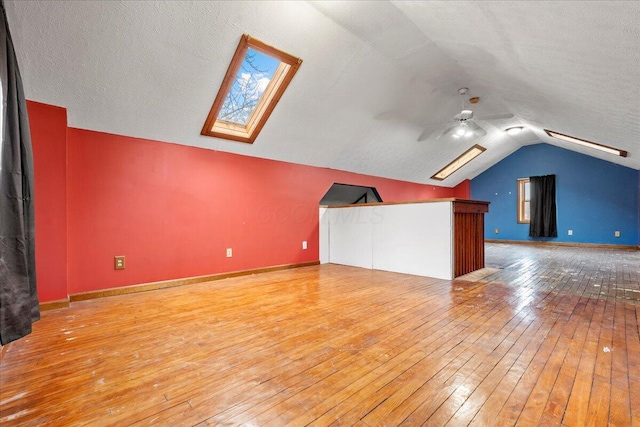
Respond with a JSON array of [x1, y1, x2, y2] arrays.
[[319, 183, 382, 206]]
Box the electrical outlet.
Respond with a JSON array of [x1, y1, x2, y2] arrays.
[[568, 230, 573, 236], [302, 241, 307, 250], [494, 228, 499, 234], [226, 248, 232, 257], [114, 256, 125, 270], [614, 231, 620, 238]]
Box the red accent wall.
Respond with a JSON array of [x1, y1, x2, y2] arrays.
[[66, 128, 459, 293], [454, 180, 471, 199], [28, 101, 468, 299], [27, 101, 68, 302]]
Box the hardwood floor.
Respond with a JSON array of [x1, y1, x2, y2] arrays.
[[1, 243, 638, 426]]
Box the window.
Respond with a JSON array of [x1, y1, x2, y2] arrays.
[[544, 129, 627, 157], [430, 144, 486, 181], [201, 34, 302, 143], [517, 178, 530, 223]]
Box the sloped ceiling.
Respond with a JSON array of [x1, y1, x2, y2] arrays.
[[5, 1, 640, 186]]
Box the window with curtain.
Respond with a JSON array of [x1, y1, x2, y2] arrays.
[[517, 178, 530, 223], [529, 174, 557, 238]]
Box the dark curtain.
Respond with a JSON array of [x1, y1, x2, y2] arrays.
[[0, 0, 39, 346], [529, 174, 557, 238]]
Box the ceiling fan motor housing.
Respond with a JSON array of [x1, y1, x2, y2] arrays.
[[455, 110, 474, 121]]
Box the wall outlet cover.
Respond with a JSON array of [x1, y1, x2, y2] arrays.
[[114, 255, 125, 270]]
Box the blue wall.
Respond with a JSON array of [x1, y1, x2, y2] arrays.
[[471, 143, 639, 246]]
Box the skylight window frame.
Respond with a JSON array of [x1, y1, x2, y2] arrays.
[[430, 144, 486, 181], [544, 129, 628, 157], [201, 34, 302, 144]]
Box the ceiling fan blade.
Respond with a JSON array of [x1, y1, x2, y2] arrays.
[[374, 110, 398, 121], [417, 127, 436, 142], [475, 113, 514, 121], [436, 124, 458, 140], [467, 121, 487, 137], [417, 121, 452, 141]]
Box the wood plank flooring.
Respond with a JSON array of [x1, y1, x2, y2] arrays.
[[1, 243, 639, 426]]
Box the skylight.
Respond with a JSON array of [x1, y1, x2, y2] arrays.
[[431, 144, 486, 181], [544, 129, 627, 157], [201, 34, 302, 143]]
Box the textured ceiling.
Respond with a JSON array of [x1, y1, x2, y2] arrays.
[[5, 1, 640, 186]]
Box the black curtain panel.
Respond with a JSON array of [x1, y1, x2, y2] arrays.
[[529, 174, 558, 238], [0, 0, 39, 346]]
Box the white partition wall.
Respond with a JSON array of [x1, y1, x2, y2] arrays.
[[319, 207, 330, 264], [324, 201, 454, 280], [328, 206, 374, 269], [372, 203, 452, 279]]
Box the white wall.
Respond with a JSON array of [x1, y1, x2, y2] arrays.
[[372, 203, 452, 279], [319, 207, 330, 264], [328, 206, 374, 269], [324, 202, 453, 280]]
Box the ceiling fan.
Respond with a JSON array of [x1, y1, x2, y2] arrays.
[[417, 87, 513, 141]]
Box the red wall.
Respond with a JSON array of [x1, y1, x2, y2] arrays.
[[29, 101, 468, 300], [453, 180, 471, 198], [27, 101, 68, 302]]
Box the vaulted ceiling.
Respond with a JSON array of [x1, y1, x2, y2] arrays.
[[5, 1, 640, 186]]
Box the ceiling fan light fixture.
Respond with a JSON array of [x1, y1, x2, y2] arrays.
[[420, 87, 503, 142], [505, 126, 523, 136]]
